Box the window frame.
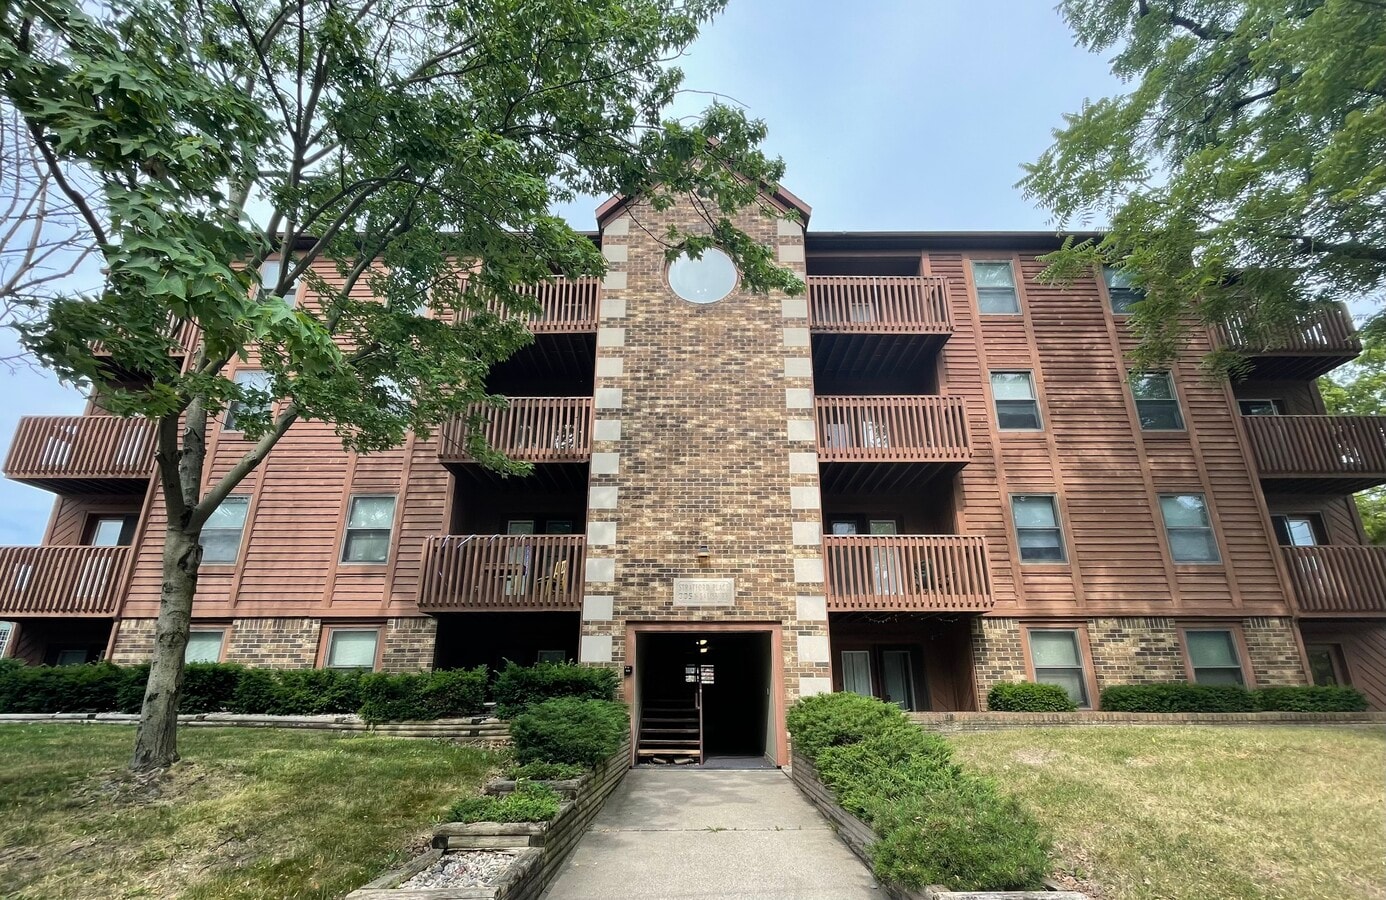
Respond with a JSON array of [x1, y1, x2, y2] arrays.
[[185, 627, 228, 664], [224, 369, 274, 433], [1129, 371, 1186, 432], [1178, 624, 1253, 687], [1158, 493, 1221, 564], [320, 625, 382, 671], [1237, 398, 1284, 416], [1269, 512, 1327, 547], [970, 259, 1021, 315], [1021, 623, 1098, 709], [1010, 493, 1068, 565], [199, 494, 251, 566], [257, 256, 297, 307], [990, 370, 1044, 432], [1102, 265, 1145, 315], [339, 494, 398, 566], [1304, 642, 1349, 687], [0, 621, 13, 658]]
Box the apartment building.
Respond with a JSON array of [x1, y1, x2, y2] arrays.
[[2, 184, 1384, 765]]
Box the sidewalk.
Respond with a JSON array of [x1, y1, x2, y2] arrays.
[[542, 767, 886, 900]]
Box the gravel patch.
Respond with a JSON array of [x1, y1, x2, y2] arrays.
[[400, 851, 519, 889]]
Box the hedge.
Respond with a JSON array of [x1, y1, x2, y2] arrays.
[[1100, 682, 1368, 713], [509, 697, 629, 767], [492, 661, 619, 718], [987, 681, 1077, 712], [447, 782, 562, 823], [786, 692, 1051, 892]]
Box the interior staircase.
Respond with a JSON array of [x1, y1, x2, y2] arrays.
[[636, 697, 702, 764]]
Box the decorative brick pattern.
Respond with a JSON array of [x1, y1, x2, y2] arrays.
[[109, 618, 157, 665], [224, 617, 320, 668], [1086, 617, 1186, 690], [381, 616, 437, 672], [1242, 616, 1308, 687], [969, 618, 1025, 706]]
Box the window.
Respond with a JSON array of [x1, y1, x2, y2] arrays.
[[326, 629, 378, 670], [991, 372, 1042, 430], [200, 495, 249, 564], [536, 649, 567, 664], [85, 515, 136, 547], [225, 370, 273, 432], [1028, 629, 1089, 706], [1270, 514, 1324, 547], [342, 495, 396, 563], [840, 650, 872, 696], [258, 258, 295, 306], [1160, 494, 1219, 562], [1130, 372, 1184, 430], [972, 261, 1020, 314], [1103, 266, 1145, 314], [0, 621, 12, 658], [1012, 494, 1066, 563], [54, 648, 90, 666], [1305, 643, 1348, 687], [1238, 398, 1283, 416], [1185, 629, 1245, 685], [185, 630, 225, 663]]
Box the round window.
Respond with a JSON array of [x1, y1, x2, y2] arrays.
[[667, 248, 738, 304]]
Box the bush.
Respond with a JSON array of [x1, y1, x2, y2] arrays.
[[229, 667, 282, 714], [509, 698, 628, 767], [446, 782, 561, 823], [180, 663, 247, 713], [987, 682, 1078, 712], [1101, 683, 1259, 712], [357, 667, 488, 723], [492, 662, 619, 717], [272, 669, 363, 715], [0, 662, 129, 713], [505, 760, 586, 781], [784, 691, 915, 760], [116, 664, 150, 712], [786, 692, 1052, 893], [1255, 685, 1368, 712]]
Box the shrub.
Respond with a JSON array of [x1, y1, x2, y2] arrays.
[[786, 692, 1052, 893], [1100, 683, 1258, 712], [0, 662, 129, 713], [784, 691, 914, 760], [273, 669, 363, 715], [357, 667, 487, 723], [509, 698, 628, 767], [492, 662, 619, 717], [505, 760, 586, 781], [987, 681, 1078, 712], [116, 664, 150, 712], [229, 667, 282, 714], [180, 663, 247, 713], [446, 781, 561, 823], [1255, 685, 1368, 712]]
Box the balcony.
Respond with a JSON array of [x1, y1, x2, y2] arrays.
[[417, 534, 585, 611], [1283, 546, 1386, 615], [438, 397, 592, 491], [1215, 304, 1361, 379], [4, 416, 156, 494], [460, 277, 600, 334], [807, 276, 952, 381], [1243, 415, 1386, 492], [816, 396, 972, 492], [92, 312, 200, 361], [0, 545, 129, 616], [823, 535, 994, 613]]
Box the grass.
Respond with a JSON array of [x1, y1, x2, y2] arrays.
[[0, 724, 500, 900], [950, 726, 1386, 900]]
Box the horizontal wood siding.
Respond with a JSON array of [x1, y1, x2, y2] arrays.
[[438, 398, 593, 463], [1284, 546, 1386, 614], [417, 534, 585, 610], [822, 535, 992, 612], [806, 275, 951, 333], [0, 546, 129, 615], [4, 416, 155, 481], [815, 396, 970, 462]]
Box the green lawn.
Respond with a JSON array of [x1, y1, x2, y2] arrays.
[[951, 726, 1386, 900], [0, 725, 500, 900]]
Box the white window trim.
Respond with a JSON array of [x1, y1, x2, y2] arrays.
[[990, 370, 1044, 432], [339, 494, 398, 565], [971, 259, 1022, 315], [200, 495, 251, 565], [324, 627, 381, 670], [1011, 493, 1068, 564], [1159, 493, 1221, 564]]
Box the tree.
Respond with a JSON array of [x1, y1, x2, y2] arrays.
[[1022, 0, 1385, 375], [1320, 327, 1386, 543], [1, 0, 802, 771]]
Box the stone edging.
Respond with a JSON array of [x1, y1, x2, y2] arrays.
[[0, 712, 509, 742], [348, 739, 631, 899], [790, 752, 1089, 900], [910, 710, 1386, 733]]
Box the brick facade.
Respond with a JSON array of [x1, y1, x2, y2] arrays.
[[110, 618, 157, 665], [1243, 616, 1308, 687], [224, 618, 320, 668], [381, 616, 438, 673], [969, 617, 1025, 706], [1086, 617, 1186, 690]]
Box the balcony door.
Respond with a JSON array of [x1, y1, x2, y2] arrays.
[[880, 649, 916, 709], [505, 520, 534, 595], [830, 519, 902, 595]]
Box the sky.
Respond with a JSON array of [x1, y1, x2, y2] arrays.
[[0, 1, 1124, 544]]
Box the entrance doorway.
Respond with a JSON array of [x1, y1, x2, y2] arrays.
[[632, 629, 776, 767]]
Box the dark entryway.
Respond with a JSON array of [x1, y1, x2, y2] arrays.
[[5, 618, 113, 666], [635, 631, 772, 765], [432, 611, 579, 671]]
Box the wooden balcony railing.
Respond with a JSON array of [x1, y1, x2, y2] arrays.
[[816, 396, 971, 463], [417, 534, 585, 610], [807, 276, 952, 334], [437, 397, 593, 463], [823, 535, 993, 612], [460, 277, 600, 333], [1243, 415, 1386, 485], [1215, 303, 1360, 356], [1283, 545, 1386, 615], [4, 416, 156, 489], [92, 312, 200, 357], [0, 545, 130, 616]]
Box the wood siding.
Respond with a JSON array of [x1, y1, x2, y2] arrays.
[[1300, 621, 1386, 710]]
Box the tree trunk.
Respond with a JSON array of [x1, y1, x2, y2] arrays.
[[129, 521, 202, 771]]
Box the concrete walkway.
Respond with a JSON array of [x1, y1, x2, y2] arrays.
[[542, 768, 886, 900]]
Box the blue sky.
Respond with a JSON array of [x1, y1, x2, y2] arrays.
[[0, 1, 1122, 544]]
